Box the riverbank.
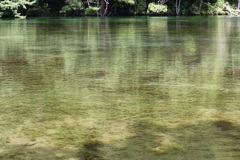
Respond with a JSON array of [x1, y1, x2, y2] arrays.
[[0, 0, 236, 19]]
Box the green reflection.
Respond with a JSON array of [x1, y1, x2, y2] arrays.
[[0, 17, 240, 160]]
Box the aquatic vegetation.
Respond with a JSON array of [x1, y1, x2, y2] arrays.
[[79, 135, 104, 160], [1, 17, 240, 160]]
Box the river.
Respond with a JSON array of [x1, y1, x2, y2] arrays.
[[0, 16, 240, 160]]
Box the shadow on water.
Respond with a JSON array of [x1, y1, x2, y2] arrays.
[[105, 119, 240, 160], [1, 119, 240, 160], [79, 134, 104, 160], [0, 129, 105, 160]]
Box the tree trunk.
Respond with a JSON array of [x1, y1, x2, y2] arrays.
[[238, 0, 240, 9], [199, 0, 203, 13], [99, 0, 109, 16], [87, 0, 90, 7], [158, 0, 168, 5], [176, 0, 181, 15]]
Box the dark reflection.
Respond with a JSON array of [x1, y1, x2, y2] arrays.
[[79, 133, 104, 160], [0, 50, 60, 92], [111, 119, 240, 160], [214, 120, 235, 131]]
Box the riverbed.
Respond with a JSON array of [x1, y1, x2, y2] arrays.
[[1, 16, 240, 160]]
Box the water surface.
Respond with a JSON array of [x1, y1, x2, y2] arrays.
[[1, 16, 240, 160]]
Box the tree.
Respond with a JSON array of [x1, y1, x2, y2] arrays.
[[148, 2, 168, 15], [158, 0, 168, 4], [199, 0, 203, 12], [0, 0, 36, 18], [60, 0, 84, 16], [98, 0, 109, 16], [176, 0, 181, 15], [43, 0, 65, 14], [134, 0, 147, 14]]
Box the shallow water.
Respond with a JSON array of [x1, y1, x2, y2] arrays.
[[1, 16, 240, 160]]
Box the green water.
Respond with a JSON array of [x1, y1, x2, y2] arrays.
[[0, 16, 240, 160]]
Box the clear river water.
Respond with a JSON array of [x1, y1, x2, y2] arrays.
[[0, 16, 240, 160]]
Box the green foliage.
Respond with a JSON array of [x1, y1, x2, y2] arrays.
[[1, 8, 15, 18], [119, 0, 135, 5], [111, 0, 135, 15], [0, 0, 234, 17], [60, 0, 83, 16], [215, 0, 225, 7], [189, 2, 200, 15], [214, 0, 229, 15], [200, 3, 214, 15], [0, 0, 36, 10], [0, 0, 36, 18], [135, 0, 147, 14], [147, 2, 167, 15], [27, 4, 50, 16], [179, 1, 189, 15], [85, 6, 99, 16], [188, 0, 228, 15], [199, 0, 228, 15]]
